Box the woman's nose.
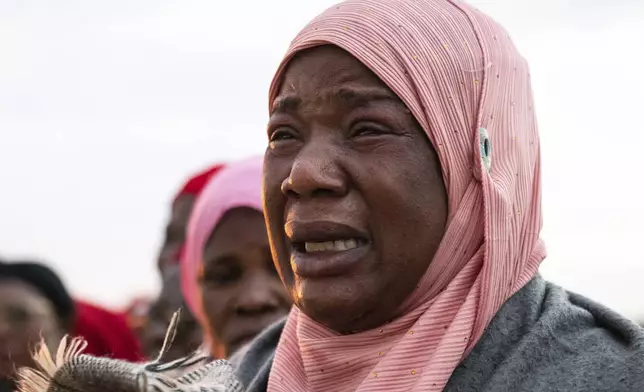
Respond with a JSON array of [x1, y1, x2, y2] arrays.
[[280, 143, 347, 199], [234, 275, 281, 316]]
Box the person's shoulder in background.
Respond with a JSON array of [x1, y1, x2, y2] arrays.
[[232, 318, 285, 392]]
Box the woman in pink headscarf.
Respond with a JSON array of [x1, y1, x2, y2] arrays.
[[232, 0, 644, 391], [182, 156, 291, 360]]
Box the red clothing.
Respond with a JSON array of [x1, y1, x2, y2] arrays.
[[72, 300, 143, 361], [174, 164, 225, 202]]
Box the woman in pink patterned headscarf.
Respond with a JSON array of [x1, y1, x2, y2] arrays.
[[233, 0, 644, 391]]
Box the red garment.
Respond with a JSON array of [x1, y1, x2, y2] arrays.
[[173, 164, 225, 202], [72, 300, 144, 362], [169, 164, 226, 266]]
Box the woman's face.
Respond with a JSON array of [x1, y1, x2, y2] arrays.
[[264, 45, 448, 333], [157, 195, 195, 272], [199, 207, 291, 357], [0, 280, 64, 378], [143, 266, 202, 361]]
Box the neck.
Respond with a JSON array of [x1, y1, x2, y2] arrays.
[[208, 340, 227, 359], [204, 331, 227, 359]]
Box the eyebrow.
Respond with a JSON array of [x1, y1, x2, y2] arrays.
[[270, 86, 401, 115], [203, 253, 238, 267], [271, 94, 301, 115]]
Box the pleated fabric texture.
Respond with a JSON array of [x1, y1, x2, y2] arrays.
[[266, 0, 546, 391]]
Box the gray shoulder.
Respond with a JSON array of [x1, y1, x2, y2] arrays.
[[493, 279, 643, 391], [448, 277, 644, 392], [549, 287, 644, 389], [231, 281, 644, 392], [233, 318, 285, 392]]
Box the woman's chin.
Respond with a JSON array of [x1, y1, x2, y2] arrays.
[[295, 278, 383, 334]]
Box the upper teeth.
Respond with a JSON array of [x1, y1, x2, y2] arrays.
[[304, 239, 358, 252]]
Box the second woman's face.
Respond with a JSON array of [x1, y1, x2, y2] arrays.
[[264, 45, 448, 334], [0, 280, 64, 378], [199, 207, 291, 357], [143, 266, 202, 361]]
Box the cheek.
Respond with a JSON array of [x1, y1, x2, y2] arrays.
[[262, 173, 283, 221], [275, 263, 296, 295], [262, 169, 286, 215], [29, 321, 63, 348], [9, 325, 38, 343], [262, 163, 291, 265], [363, 154, 446, 267], [277, 283, 292, 306], [267, 223, 294, 287], [201, 289, 229, 333]]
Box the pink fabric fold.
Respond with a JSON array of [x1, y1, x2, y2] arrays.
[[267, 0, 546, 391], [181, 156, 264, 324]]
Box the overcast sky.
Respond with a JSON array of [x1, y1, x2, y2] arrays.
[[1, 0, 643, 319]]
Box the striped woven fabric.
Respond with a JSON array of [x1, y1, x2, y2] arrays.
[[18, 311, 243, 392]]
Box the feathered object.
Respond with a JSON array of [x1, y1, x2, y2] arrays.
[[17, 310, 242, 392]]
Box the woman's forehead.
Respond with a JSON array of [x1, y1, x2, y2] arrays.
[[285, 47, 379, 83], [273, 46, 403, 112], [272, 84, 401, 115], [208, 208, 267, 252]]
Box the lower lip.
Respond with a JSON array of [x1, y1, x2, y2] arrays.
[[291, 243, 370, 278]]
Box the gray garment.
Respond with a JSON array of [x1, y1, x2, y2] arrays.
[[235, 275, 644, 391]]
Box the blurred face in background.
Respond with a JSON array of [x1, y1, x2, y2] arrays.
[[0, 279, 65, 379], [199, 207, 291, 358], [142, 266, 202, 361], [123, 298, 152, 344], [157, 195, 195, 273], [145, 190, 202, 361]]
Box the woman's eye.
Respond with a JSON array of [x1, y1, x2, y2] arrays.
[[5, 307, 31, 325], [352, 123, 389, 137], [200, 266, 241, 287]]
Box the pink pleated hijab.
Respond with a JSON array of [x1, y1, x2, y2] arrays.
[[267, 0, 546, 391], [181, 156, 264, 325]]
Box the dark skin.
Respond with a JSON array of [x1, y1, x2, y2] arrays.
[[199, 207, 291, 358], [142, 266, 203, 361], [264, 45, 448, 334], [157, 194, 195, 273], [144, 193, 201, 360], [0, 280, 65, 384]]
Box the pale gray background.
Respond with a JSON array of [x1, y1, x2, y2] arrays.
[[1, 1, 643, 319]]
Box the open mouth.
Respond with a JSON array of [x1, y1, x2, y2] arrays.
[[286, 221, 371, 278], [287, 220, 369, 251], [293, 238, 367, 253]]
